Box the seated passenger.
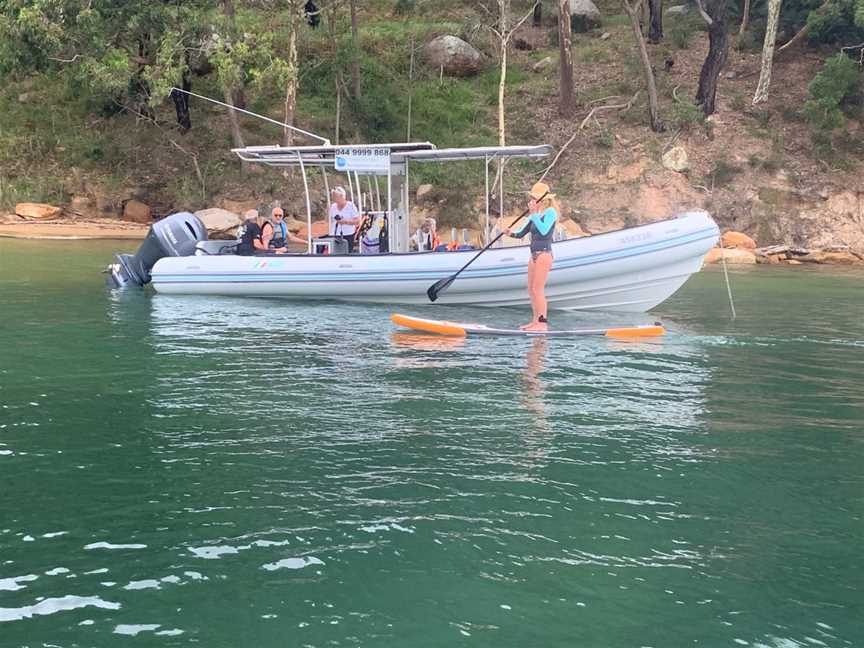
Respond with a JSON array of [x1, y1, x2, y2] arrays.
[[269, 207, 306, 248], [412, 217, 441, 252], [238, 209, 287, 255], [237, 209, 262, 255]]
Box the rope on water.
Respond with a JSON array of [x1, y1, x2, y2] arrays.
[[720, 244, 737, 320]]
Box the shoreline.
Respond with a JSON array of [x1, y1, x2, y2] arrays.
[[0, 218, 148, 240]]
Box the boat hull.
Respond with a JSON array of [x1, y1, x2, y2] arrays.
[[151, 211, 719, 312]]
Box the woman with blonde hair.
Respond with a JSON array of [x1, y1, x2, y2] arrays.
[[505, 182, 560, 332]]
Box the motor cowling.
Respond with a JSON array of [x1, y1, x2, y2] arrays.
[[107, 212, 207, 288]]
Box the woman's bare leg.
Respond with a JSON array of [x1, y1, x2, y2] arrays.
[[521, 257, 538, 330], [525, 253, 552, 331]]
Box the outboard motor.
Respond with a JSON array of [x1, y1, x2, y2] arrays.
[[107, 211, 207, 288]]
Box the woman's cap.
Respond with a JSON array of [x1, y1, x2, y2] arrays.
[[332, 186, 346, 197], [529, 182, 552, 201], [243, 209, 259, 220]]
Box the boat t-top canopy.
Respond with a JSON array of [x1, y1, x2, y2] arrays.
[[396, 145, 552, 162], [233, 142, 436, 167], [231, 141, 554, 254], [232, 143, 552, 167]]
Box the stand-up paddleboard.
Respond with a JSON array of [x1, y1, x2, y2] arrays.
[[391, 313, 665, 338]]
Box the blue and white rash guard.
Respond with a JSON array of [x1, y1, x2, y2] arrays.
[[511, 207, 558, 255]]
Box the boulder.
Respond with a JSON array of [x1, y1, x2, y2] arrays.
[[122, 200, 152, 224], [194, 208, 242, 237], [661, 146, 689, 173], [559, 218, 589, 238], [798, 250, 862, 265], [68, 195, 95, 215], [416, 184, 434, 202], [531, 56, 553, 73], [703, 247, 757, 264], [284, 217, 306, 234], [296, 220, 330, 239], [720, 230, 757, 249], [15, 203, 62, 220], [570, 0, 602, 31], [424, 35, 483, 77]]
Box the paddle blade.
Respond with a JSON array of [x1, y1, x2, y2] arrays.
[[427, 276, 454, 302]]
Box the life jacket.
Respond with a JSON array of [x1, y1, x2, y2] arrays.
[[269, 220, 288, 247], [378, 215, 389, 253]]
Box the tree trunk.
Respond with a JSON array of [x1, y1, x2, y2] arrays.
[[283, 4, 300, 147], [695, 0, 729, 116], [349, 0, 361, 100], [648, 0, 663, 42], [752, 0, 782, 104], [171, 69, 192, 133], [558, 0, 575, 115], [624, 0, 662, 131], [533, 1, 542, 26], [221, 0, 246, 109], [498, 39, 508, 147], [739, 0, 751, 34], [223, 87, 245, 151]]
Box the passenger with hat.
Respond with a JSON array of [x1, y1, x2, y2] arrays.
[[504, 182, 560, 332]]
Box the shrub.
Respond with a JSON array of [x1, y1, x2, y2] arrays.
[[670, 98, 705, 129], [804, 53, 861, 133], [393, 0, 415, 16], [668, 15, 703, 49], [707, 160, 742, 188]]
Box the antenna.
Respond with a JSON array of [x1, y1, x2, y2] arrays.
[[170, 87, 331, 145]]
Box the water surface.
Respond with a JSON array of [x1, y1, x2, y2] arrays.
[[1, 239, 862, 647]]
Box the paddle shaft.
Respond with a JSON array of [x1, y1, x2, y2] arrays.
[[427, 192, 548, 301]]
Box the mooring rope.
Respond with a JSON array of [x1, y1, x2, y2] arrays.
[[720, 244, 737, 320]]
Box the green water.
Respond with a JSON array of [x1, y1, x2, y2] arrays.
[[1, 239, 862, 647]]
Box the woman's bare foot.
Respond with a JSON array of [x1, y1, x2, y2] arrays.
[[519, 321, 537, 331], [523, 321, 548, 332]]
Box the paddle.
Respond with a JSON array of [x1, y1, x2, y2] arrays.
[[426, 192, 547, 302]]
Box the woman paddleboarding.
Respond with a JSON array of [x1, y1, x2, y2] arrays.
[[505, 182, 559, 332]]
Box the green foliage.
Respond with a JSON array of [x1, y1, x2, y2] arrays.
[[804, 53, 861, 133], [0, 173, 66, 212], [668, 15, 703, 49], [394, 0, 416, 16], [707, 160, 742, 188], [670, 98, 705, 129], [807, 0, 864, 44]]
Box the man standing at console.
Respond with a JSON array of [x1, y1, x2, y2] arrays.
[[328, 186, 360, 253]]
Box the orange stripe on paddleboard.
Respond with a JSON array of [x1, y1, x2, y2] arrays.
[[390, 313, 467, 337], [604, 325, 666, 339]]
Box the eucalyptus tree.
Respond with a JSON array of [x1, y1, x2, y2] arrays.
[[753, 0, 783, 104], [694, 0, 730, 116], [558, 0, 575, 115], [0, 0, 218, 130]]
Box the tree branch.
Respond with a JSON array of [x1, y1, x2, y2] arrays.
[[693, 0, 714, 25], [537, 92, 641, 181], [48, 54, 81, 63], [579, 91, 641, 129]]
